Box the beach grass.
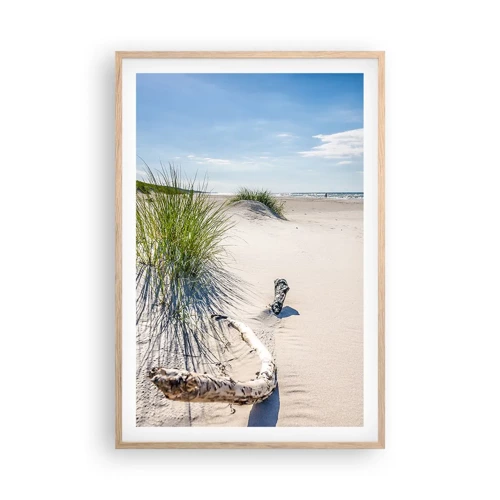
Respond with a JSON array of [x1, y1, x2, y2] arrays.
[[136, 164, 233, 305], [136, 179, 193, 195], [229, 188, 286, 218], [136, 163, 246, 368]]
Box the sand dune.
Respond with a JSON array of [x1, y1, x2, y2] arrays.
[[227, 199, 284, 220], [136, 196, 363, 427]]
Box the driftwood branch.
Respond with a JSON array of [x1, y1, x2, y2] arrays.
[[148, 315, 276, 405], [148, 279, 290, 405], [270, 278, 290, 315]]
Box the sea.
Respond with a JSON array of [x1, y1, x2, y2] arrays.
[[211, 192, 363, 200], [276, 192, 363, 200]]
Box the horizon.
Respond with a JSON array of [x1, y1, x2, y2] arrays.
[[137, 73, 364, 193]]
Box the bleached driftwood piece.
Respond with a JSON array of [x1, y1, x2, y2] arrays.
[[270, 278, 290, 315], [148, 315, 276, 405]]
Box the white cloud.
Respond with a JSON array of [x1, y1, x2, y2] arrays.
[[298, 128, 363, 159], [188, 155, 230, 165], [337, 160, 352, 165], [277, 132, 294, 138], [202, 157, 230, 165], [259, 156, 269, 159]]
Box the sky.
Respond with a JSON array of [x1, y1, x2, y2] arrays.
[[136, 73, 363, 193]]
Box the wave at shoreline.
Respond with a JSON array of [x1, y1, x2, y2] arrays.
[[210, 192, 364, 200]]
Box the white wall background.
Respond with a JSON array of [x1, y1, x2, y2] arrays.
[[1, 1, 499, 498]]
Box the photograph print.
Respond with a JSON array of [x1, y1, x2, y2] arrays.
[[134, 71, 367, 429]]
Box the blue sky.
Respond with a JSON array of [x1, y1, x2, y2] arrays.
[[137, 73, 363, 193]]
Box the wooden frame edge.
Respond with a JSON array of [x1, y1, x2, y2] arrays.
[[115, 51, 385, 449], [115, 50, 385, 60], [115, 441, 384, 449], [115, 52, 123, 447], [377, 51, 386, 450]]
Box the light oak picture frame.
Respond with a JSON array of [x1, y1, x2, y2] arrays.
[[115, 51, 385, 449]]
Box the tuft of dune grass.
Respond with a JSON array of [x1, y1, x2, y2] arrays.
[[136, 163, 246, 369], [136, 163, 233, 304], [229, 188, 286, 218]]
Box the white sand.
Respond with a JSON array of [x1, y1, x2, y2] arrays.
[[136, 196, 363, 427]]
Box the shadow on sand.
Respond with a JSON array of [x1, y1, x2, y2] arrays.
[[278, 306, 300, 318], [247, 382, 280, 427], [136, 263, 252, 374]]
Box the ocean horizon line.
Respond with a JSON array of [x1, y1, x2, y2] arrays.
[[209, 191, 364, 199]]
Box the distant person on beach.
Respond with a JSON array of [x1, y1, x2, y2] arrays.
[[325, 193, 327, 198]]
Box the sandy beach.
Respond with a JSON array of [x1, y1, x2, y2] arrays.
[[137, 196, 363, 427]]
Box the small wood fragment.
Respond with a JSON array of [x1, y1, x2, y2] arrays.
[[270, 278, 290, 315]]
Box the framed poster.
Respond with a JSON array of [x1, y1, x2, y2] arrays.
[[116, 51, 385, 448]]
